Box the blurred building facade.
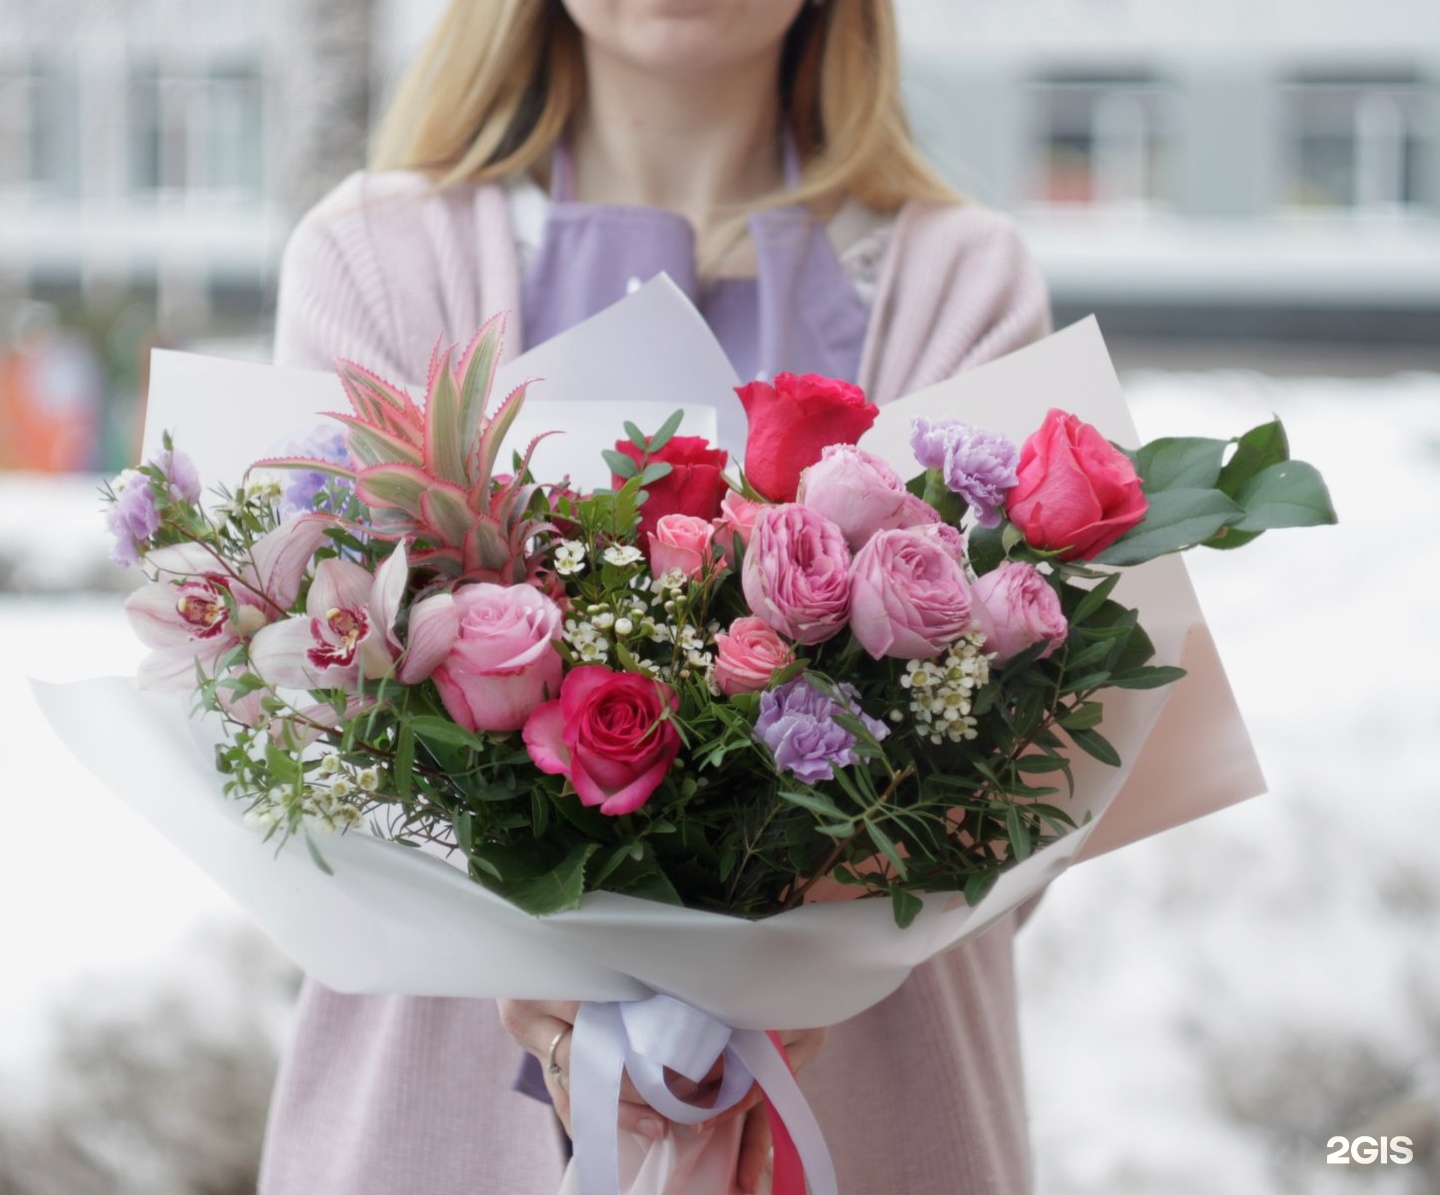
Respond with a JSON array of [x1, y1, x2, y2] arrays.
[[901, 0, 1440, 341], [0, 0, 1436, 370]]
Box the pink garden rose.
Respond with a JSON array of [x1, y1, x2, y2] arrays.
[[713, 616, 797, 696], [648, 514, 716, 580], [971, 562, 1068, 665], [523, 666, 681, 815], [849, 524, 975, 659], [431, 582, 564, 732], [712, 490, 762, 565], [741, 504, 852, 646], [1007, 409, 1147, 561], [797, 443, 938, 551]]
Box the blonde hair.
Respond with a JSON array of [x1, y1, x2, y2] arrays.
[[371, 0, 957, 216]]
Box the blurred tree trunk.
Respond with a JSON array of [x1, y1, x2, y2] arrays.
[[279, 0, 378, 216]]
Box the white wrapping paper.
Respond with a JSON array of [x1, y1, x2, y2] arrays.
[[35, 280, 1264, 1194]]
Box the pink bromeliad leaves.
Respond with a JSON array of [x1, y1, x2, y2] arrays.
[[256, 315, 554, 587]]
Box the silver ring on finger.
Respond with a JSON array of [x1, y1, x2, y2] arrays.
[[546, 1025, 571, 1094]]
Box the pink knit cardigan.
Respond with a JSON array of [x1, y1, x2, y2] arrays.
[[260, 170, 1051, 1195]]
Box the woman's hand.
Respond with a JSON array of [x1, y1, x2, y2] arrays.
[[498, 1001, 826, 1193]]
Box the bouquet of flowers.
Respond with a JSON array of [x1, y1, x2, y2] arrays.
[[51, 283, 1333, 1195]]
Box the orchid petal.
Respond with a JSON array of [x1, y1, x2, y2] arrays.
[[249, 617, 340, 689], [135, 642, 231, 692], [247, 514, 337, 609], [372, 544, 409, 647], [396, 592, 458, 684], [307, 557, 375, 618], [146, 541, 223, 581]]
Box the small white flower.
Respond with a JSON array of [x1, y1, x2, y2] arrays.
[[593, 611, 615, 629], [614, 617, 634, 637], [554, 540, 588, 576], [604, 544, 644, 567], [358, 768, 380, 792], [320, 755, 341, 775]]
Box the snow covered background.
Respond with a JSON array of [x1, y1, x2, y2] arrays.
[[1, 360, 1437, 1191]]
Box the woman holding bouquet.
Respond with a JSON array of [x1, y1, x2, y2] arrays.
[[261, 1, 1049, 1192]]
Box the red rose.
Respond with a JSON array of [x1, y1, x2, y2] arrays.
[[1006, 409, 1147, 561], [522, 666, 681, 816], [612, 435, 729, 545], [736, 373, 878, 503]]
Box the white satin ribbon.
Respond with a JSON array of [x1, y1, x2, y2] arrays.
[[571, 995, 837, 1195]]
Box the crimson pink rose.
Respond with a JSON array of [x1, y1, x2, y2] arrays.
[[736, 372, 879, 503], [849, 524, 975, 659], [611, 435, 728, 546], [742, 504, 852, 645], [522, 666, 681, 816], [431, 583, 564, 732], [971, 561, 1068, 665], [714, 616, 797, 696], [1006, 409, 1147, 561]]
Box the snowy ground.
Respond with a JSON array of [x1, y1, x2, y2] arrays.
[[1, 363, 1437, 1190]]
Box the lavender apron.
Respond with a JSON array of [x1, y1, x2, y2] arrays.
[[514, 139, 871, 1106]]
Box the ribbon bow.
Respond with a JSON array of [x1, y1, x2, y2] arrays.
[[571, 995, 837, 1195]]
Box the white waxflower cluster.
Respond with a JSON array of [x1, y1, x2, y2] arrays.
[[243, 753, 378, 837], [899, 632, 992, 745], [554, 539, 587, 576]]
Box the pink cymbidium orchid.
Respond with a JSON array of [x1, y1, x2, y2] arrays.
[[248, 543, 456, 693], [124, 515, 337, 692]]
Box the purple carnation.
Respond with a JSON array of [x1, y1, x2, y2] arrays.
[[156, 448, 201, 504], [754, 677, 889, 783], [909, 416, 1019, 529], [105, 470, 161, 567]]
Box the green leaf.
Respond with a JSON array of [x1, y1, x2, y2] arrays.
[[1059, 701, 1104, 730], [1004, 804, 1032, 861], [1135, 436, 1226, 493], [1067, 727, 1121, 767], [779, 788, 849, 821], [1109, 664, 1188, 690], [639, 461, 674, 486], [1069, 572, 1122, 624], [1216, 419, 1289, 498], [487, 842, 598, 916], [303, 831, 335, 876], [1014, 753, 1072, 773], [968, 525, 1006, 576], [603, 449, 639, 480], [407, 716, 484, 751], [1094, 488, 1245, 566], [866, 821, 909, 879], [646, 409, 686, 455], [623, 421, 648, 451], [1230, 461, 1337, 533], [616, 868, 684, 906], [890, 887, 923, 929], [394, 724, 415, 799]]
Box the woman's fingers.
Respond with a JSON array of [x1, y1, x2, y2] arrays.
[[737, 1101, 773, 1195]]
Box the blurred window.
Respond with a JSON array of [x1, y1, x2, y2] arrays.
[[1283, 77, 1430, 212], [0, 57, 81, 202], [1027, 75, 1172, 210], [128, 59, 264, 200]]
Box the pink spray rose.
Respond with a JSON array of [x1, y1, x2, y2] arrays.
[[431, 583, 564, 732], [1006, 409, 1147, 561], [713, 616, 798, 697], [797, 443, 939, 551], [712, 490, 762, 565], [523, 666, 681, 815], [971, 562, 1068, 665], [741, 504, 852, 646], [849, 524, 975, 659], [648, 514, 716, 580]]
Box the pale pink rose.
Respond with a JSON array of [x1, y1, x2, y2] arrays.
[[714, 616, 797, 696], [849, 524, 975, 659], [971, 562, 1068, 665], [741, 504, 852, 645], [432, 583, 564, 732], [648, 514, 716, 580], [712, 490, 762, 565], [797, 443, 939, 551]]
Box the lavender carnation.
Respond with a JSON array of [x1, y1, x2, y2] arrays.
[[909, 416, 1019, 529], [156, 448, 201, 504], [105, 470, 160, 567], [280, 427, 353, 518], [754, 677, 889, 783]]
